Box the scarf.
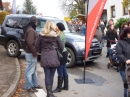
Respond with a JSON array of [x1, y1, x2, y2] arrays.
[[23, 22, 36, 33]]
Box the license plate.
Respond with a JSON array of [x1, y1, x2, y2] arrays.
[[92, 50, 100, 54]]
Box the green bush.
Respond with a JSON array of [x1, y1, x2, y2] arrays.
[[0, 11, 9, 26], [115, 17, 129, 30]]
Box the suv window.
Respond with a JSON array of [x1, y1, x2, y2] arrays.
[[66, 22, 76, 33], [52, 20, 76, 33], [19, 18, 29, 28], [6, 18, 20, 28], [36, 20, 46, 34]]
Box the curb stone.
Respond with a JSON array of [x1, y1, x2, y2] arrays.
[[1, 58, 21, 97]]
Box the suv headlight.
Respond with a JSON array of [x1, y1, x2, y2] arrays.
[[75, 42, 85, 49]]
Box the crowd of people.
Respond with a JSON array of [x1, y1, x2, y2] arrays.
[[70, 17, 130, 97], [24, 16, 69, 97], [23, 16, 130, 97], [68, 20, 86, 35], [94, 18, 130, 97]]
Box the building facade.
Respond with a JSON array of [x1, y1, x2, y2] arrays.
[[85, 0, 129, 23], [104, 0, 129, 22]]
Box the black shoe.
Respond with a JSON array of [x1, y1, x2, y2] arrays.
[[34, 85, 43, 89], [106, 55, 109, 58], [27, 88, 38, 92]]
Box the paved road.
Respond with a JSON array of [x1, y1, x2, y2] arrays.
[[18, 46, 123, 97], [0, 46, 16, 97]]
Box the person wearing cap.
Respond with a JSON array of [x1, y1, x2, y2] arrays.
[[53, 22, 69, 93], [23, 16, 42, 92]]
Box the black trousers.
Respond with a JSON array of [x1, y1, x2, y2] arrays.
[[43, 67, 56, 86]]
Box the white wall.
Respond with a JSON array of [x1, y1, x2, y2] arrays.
[[105, 0, 129, 23]]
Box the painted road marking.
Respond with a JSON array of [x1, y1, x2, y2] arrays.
[[34, 89, 47, 97]]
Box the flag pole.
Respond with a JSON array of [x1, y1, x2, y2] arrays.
[[83, 0, 89, 82], [74, 0, 94, 84], [75, 0, 106, 84]]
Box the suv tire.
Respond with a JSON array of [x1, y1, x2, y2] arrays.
[[6, 40, 21, 57], [66, 47, 76, 67]]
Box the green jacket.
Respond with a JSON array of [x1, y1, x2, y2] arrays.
[[59, 33, 67, 52]]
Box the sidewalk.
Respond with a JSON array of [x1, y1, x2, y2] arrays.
[[0, 46, 20, 97]]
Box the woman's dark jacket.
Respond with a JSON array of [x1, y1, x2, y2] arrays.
[[106, 30, 118, 47], [116, 38, 130, 71], [35, 33, 64, 68]]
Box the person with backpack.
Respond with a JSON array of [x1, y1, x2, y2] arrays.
[[23, 16, 42, 92]]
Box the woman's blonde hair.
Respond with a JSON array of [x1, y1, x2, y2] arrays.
[[40, 20, 58, 37]]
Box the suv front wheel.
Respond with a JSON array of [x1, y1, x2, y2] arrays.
[[66, 47, 76, 68], [6, 40, 21, 57]]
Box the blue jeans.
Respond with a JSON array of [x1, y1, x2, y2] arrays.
[[25, 53, 38, 90], [57, 64, 68, 77], [106, 47, 110, 56], [99, 42, 103, 49], [119, 71, 127, 97]]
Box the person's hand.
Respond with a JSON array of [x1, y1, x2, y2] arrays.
[[110, 40, 114, 43], [126, 60, 130, 64]]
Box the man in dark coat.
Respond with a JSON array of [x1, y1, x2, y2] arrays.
[[23, 16, 42, 92]]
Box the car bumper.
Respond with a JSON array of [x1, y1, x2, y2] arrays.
[[76, 48, 101, 62]]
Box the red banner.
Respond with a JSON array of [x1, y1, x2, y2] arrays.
[[85, 0, 107, 60]]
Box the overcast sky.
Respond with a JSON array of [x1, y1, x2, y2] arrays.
[[3, 0, 65, 19]]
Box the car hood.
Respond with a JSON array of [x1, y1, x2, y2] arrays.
[[65, 33, 98, 42]]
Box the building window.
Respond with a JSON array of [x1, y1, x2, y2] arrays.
[[123, 7, 128, 15], [111, 6, 115, 18]]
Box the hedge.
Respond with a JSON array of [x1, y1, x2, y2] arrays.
[[115, 17, 129, 30], [0, 11, 9, 26]]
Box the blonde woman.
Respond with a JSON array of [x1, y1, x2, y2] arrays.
[[53, 23, 69, 93], [35, 21, 64, 97]]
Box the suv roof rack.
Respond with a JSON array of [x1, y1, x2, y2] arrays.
[[9, 14, 37, 17], [9, 14, 60, 19], [42, 16, 59, 19]]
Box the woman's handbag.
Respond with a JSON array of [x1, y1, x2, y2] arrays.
[[53, 46, 63, 61], [55, 47, 63, 61]]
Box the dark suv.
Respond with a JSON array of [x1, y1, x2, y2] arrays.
[[0, 14, 101, 67]]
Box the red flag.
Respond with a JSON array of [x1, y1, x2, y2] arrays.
[[85, 0, 107, 60]]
